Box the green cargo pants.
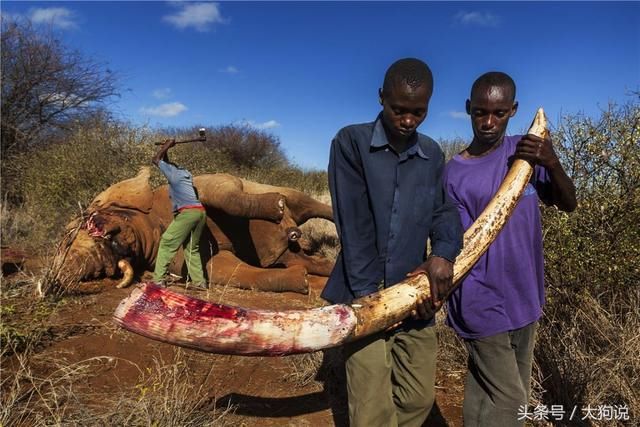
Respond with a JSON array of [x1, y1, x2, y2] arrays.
[[344, 321, 437, 427], [153, 208, 207, 285], [462, 321, 538, 427]]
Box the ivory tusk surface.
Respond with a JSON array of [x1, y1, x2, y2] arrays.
[[113, 283, 357, 355], [116, 259, 134, 289], [113, 109, 548, 355]]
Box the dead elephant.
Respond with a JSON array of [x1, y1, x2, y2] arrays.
[[52, 167, 335, 294]]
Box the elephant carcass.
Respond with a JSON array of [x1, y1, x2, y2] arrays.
[[51, 169, 335, 294], [114, 109, 549, 355]]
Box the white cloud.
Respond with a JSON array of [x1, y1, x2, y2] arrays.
[[40, 92, 84, 108], [449, 111, 468, 119], [237, 119, 281, 130], [454, 11, 500, 27], [219, 65, 239, 74], [29, 7, 77, 29], [255, 120, 280, 129], [140, 102, 187, 117], [163, 2, 226, 32], [152, 88, 172, 99]]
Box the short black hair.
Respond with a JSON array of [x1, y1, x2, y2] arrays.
[[471, 71, 516, 101], [382, 58, 434, 96]]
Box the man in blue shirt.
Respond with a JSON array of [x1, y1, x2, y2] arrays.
[[152, 138, 207, 289], [322, 58, 463, 427]]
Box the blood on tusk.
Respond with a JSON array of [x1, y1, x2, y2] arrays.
[[114, 283, 358, 356]]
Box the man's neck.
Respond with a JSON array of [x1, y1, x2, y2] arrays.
[[463, 136, 505, 159], [387, 132, 417, 154], [389, 140, 408, 154]]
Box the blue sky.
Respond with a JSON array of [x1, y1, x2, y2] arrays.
[[3, 1, 639, 169]]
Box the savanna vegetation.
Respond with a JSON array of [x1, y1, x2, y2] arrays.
[[1, 17, 638, 426]]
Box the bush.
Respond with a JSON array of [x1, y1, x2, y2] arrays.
[[535, 95, 639, 424], [11, 117, 156, 244], [438, 136, 468, 162], [4, 117, 328, 248]]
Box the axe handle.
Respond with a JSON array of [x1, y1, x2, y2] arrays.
[[154, 137, 206, 145]]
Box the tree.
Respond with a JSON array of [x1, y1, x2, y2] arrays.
[[1, 18, 119, 157]]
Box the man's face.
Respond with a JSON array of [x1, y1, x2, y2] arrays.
[[466, 85, 517, 146], [380, 82, 431, 143]]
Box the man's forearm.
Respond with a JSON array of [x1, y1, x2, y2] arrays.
[[152, 140, 173, 165], [547, 161, 577, 212]]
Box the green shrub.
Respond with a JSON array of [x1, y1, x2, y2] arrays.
[[536, 95, 639, 424], [12, 118, 155, 243], [4, 117, 328, 248]]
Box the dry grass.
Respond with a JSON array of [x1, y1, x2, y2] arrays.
[[105, 350, 235, 426], [534, 287, 639, 425], [0, 346, 122, 426], [434, 278, 639, 426], [0, 346, 235, 426], [0, 198, 38, 246], [284, 351, 326, 388], [36, 218, 86, 299]]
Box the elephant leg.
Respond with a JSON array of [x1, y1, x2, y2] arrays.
[[239, 179, 334, 224], [283, 194, 333, 225], [276, 250, 335, 277], [196, 176, 285, 222], [307, 274, 328, 293], [206, 250, 309, 294]]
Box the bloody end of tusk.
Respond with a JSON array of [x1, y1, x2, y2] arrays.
[[113, 282, 357, 355]]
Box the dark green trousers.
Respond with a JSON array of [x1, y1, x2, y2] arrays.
[[153, 209, 206, 285], [463, 321, 538, 427], [344, 323, 437, 427]]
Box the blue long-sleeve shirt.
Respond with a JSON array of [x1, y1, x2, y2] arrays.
[[321, 115, 463, 305], [157, 160, 203, 212]]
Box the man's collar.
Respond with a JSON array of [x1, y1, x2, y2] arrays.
[[371, 115, 429, 159], [370, 116, 388, 148]]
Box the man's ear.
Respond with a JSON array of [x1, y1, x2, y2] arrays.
[[510, 101, 519, 117], [378, 88, 384, 105], [465, 99, 471, 115]]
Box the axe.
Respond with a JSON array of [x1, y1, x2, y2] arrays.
[[154, 128, 206, 145]]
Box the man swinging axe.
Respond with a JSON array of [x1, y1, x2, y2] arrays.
[[152, 129, 208, 289]]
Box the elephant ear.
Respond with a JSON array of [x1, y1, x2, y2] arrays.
[[89, 167, 154, 213]]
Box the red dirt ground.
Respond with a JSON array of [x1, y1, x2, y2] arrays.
[[2, 266, 464, 426]]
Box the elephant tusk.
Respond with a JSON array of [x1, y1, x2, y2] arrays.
[[116, 259, 134, 289], [114, 283, 355, 355], [114, 109, 548, 355]]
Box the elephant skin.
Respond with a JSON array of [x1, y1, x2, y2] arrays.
[[54, 168, 335, 294]]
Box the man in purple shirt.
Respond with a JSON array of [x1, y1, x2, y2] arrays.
[[443, 72, 576, 426]]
